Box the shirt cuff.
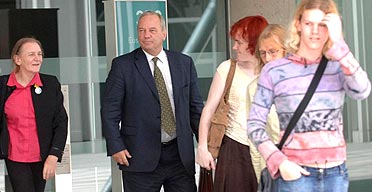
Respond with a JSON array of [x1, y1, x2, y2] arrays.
[[49, 147, 64, 162]]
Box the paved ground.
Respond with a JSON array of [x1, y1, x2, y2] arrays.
[[1, 141, 372, 192]]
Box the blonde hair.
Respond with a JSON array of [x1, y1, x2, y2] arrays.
[[255, 24, 286, 72], [285, 0, 340, 54]]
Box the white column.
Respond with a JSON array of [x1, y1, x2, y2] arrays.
[[103, 2, 124, 191], [55, 85, 73, 192]]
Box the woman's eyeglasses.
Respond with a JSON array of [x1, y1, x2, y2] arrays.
[[259, 49, 281, 58]]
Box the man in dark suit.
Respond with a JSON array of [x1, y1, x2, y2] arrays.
[[101, 11, 204, 192]]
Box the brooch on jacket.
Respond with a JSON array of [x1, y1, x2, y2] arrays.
[[34, 84, 42, 94]]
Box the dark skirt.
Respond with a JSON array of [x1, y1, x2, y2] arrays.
[[214, 136, 258, 192]]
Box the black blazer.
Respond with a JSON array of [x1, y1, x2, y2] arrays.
[[0, 74, 68, 162], [101, 48, 204, 175]]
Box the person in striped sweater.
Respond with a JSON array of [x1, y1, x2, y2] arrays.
[[247, 0, 371, 191]]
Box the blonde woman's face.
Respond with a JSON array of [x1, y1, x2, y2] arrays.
[[258, 37, 284, 64], [296, 9, 329, 54]]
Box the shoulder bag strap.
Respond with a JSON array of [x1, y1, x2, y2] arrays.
[[277, 56, 328, 150], [222, 59, 237, 102]]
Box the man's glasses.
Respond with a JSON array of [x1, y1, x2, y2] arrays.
[[259, 49, 281, 58]]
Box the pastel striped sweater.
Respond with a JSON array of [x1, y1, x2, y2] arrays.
[[247, 41, 371, 178]]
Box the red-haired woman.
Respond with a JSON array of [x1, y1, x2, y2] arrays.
[[196, 16, 273, 192]]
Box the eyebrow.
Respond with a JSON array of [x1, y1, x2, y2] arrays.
[[259, 47, 281, 51], [26, 51, 43, 53], [25, 51, 43, 54]]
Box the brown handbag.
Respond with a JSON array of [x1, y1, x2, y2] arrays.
[[198, 167, 214, 192], [207, 59, 236, 159]]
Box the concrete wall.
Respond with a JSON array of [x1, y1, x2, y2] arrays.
[[229, 0, 296, 27], [228, 0, 296, 53]]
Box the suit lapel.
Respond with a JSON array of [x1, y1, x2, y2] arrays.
[[31, 76, 44, 119], [166, 51, 182, 105], [134, 49, 159, 100]]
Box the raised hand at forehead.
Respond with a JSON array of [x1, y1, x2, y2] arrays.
[[323, 13, 343, 43]]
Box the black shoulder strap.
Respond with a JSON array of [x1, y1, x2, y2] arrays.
[[277, 56, 328, 150]]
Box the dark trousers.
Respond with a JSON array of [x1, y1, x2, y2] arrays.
[[5, 159, 46, 192], [122, 140, 197, 192]]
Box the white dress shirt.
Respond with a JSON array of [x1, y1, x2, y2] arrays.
[[143, 49, 176, 142]]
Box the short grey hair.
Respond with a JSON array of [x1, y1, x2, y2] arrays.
[[137, 10, 166, 30]]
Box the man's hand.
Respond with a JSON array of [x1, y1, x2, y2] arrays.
[[112, 150, 132, 166]]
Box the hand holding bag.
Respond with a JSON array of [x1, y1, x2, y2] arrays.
[[258, 56, 328, 192], [207, 60, 236, 159]]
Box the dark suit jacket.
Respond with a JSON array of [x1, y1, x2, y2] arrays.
[[101, 48, 204, 175], [0, 74, 68, 162]]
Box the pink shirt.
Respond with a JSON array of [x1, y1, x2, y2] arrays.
[[5, 72, 43, 162]]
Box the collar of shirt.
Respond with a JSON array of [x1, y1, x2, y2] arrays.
[[142, 49, 168, 75], [287, 53, 321, 65], [7, 72, 43, 89]]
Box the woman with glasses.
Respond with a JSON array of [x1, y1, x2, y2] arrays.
[[247, 0, 371, 191], [248, 24, 287, 180], [256, 24, 286, 65], [196, 15, 269, 192]]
